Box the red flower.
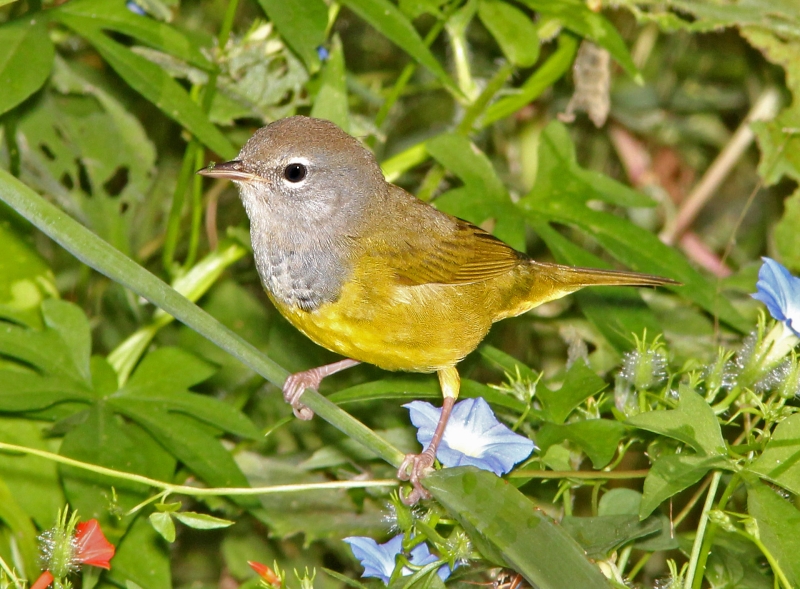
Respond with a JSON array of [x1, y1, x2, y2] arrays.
[[248, 561, 282, 587], [74, 519, 115, 569]]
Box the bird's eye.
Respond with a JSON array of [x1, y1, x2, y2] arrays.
[[284, 163, 307, 183]]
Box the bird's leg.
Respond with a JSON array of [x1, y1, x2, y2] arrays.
[[399, 367, 460, 504], [283, 359, 360, 420]]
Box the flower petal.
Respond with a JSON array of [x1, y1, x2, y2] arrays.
[[405, 398, 535, 475], [344, 535, 403, 584], [408, 542, 452, 582], [752, 257, 800, 337], [74, 519, 115, 570]]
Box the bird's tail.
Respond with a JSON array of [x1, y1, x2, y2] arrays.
[[536, 262, 681, 289]]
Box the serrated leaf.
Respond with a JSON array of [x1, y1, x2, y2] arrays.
[[256, 0, 327, 71], [424, 467, 611, 589], [0, 17, 54, 116], [58, 16, 235, 158], [173, 511, 235, 530], [749, 414, 800, 496], [477, 0, 539, 67], [639, 454, 728, 519], [149, 511, 176, 543], [537, 360, 606, 424], [516, 0, 640, 81], [340, 0, 457, 94], [54, 0, 211, 69], [536, 419, 626, 468], [311, 35, 350, 132], [627, 385, 726, 456]]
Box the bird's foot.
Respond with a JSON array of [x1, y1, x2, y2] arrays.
[[398, 449, 436, 504], [282, 370, 321, 421]]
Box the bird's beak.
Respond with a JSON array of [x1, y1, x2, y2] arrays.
[[196, 160, 256, 182]]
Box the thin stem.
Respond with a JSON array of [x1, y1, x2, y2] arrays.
[[510, 469, 649, 480], [626, 552, 651, 582], [685, 470, 722, 589], [0, 442, 395, 498]]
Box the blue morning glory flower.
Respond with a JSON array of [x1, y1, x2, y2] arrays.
[[752, 257, 800, 338], [404, 397, 535, 476], [344, 534, 452, 585]]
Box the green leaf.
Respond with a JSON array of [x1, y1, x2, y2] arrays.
[[639, 454, 728, 519], [536, 419, 626, 468], [255, 0, 328, 71], [773, 187, 800, 272], [561, 514, 662, 558], [340, 0, 457, 94], [0, 222, 56, 327], [538, 360, 606, 424], [53, 0, 211, 69], [149, 511, 176, 543], [478, 345, 539, 382], [107, 515, 172, 589], [427, 133, 525, 250], [424, 467, 611, 589], [749, 413, 800, 496], [516, 0, 640, 81], [0, 17, 54, 116], [124, 347, 216, 393], [519, 121, 750, 334], [110, 402, 258, 508], [310, 35, 350, 132], [42, 299, 93, 385], [484, 33, 577, 125], [627, 385, 726, 457], [477, 0, 539, 67], [173, 511, 235, 530], [746, 477, 800, 586], [0, 477, 41, 579], [58, 16, 236, 158]]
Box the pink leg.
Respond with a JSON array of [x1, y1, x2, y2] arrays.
[[283, 359, 360, 420]]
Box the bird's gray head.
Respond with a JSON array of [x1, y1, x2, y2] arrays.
[[198, 116, 386, 228]]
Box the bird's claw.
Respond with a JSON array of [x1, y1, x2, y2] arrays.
[[398, 451, 435, 504], [282, 372, 319, 421]]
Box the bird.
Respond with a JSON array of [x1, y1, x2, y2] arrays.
[[198, 116, 678, 503]]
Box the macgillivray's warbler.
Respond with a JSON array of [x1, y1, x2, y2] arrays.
[[198, 116, 678, 503]]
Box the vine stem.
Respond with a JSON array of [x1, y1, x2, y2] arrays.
[[684, 470, 722, 589], [0, 442, 396, 497]]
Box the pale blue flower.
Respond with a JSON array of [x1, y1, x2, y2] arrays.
[[752, 257, 800, 338], [344, 534, 452, 585], [404, 397, 535, 476]]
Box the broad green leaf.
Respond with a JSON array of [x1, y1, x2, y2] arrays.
[[124, 347, 216, 393], [774, 188, 800, 271], [703, 530, 774, 589], [746, 477, 800, 586], [478, 345, 540, 382], [424, 467, 611, 589], [639, 454, 728, 519], [484, 33, 577, 125], [42, 299, 93, 385], [0, 478, 39, 579], [0, 418, 64, 529], [0, 223, 56, 327], [427, 133, 525, 250], [107, 515, 172, 589], [110, 402, 258, 508], [149, 512, 176, 543], [519, 121, 750, 334], [627, 385, 726, 457], [598, 488, 642, 515], [749, 413, 800, 496], [477, 0, 539, 67], [58, 16, 235, 158], [173, 511, 235, 530], [561, 514, 662, 558], [60, 405, 177, 541], [311, 35, 350, 132], [54, 0, 211, 69], [536, 419, 626, 468], [531, 220, 664, 351], [0, 17, 54, 116], [340, 0, 457, 94], [537, 360, 606, 424], [516, 0, 640, 81], [0, 372, 93, 411], [256, 0, 328, 71]]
